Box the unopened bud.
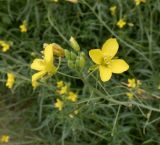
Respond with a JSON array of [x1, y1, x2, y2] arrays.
[[52, 43, 65, 57], [70, 51, 77, 60], [43, 43, 65, 57], [64, 49, 71, 59], [66, 0, 78, 4], [68, 60, 75, 69], [79, 55, 85, 69], [80, 52, 85, 57], [69, 36, 80, 51]]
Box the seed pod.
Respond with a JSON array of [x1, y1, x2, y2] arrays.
[[69, 36, 80, 52]]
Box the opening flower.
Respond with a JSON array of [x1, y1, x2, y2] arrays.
[[0, 40, 10, 52], [89, 38, 129, 82], [6, 73, 15, 89], [67, 91, 78, 102], [19, 20, 27, 33], [116, 19, 126, 28], [0, 135, 10, 143], [54, 99, 63, 111], [109, 5, 117, 16], [31, 44, 57, 88], [43, 43, 64, 57], [135, 0, 146, 5]]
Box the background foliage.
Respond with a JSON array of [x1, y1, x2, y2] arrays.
[[0, 0, 160, 145]]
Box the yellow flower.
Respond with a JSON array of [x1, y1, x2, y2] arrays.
[[127, 78, 141, 88], [68, 91, 77, 102], [89, 38, 129, 82], [56, 81, 64, 88], [6, 73, 15, 89], [19, 20, 27, 33], [135, 0, 146, 5], [126, 92, 134, 100], [109, 5, 117, 16], [116, 19, 126, 28], [0, 40, 10, 52], [31, 44, 57, 88], [1, 135, 10, 143], [54, 99, 63, 111], [59, 85, 68, 95]]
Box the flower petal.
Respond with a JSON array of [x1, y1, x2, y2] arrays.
[[89, 49, 103, 64], [31, 59, 45, 71], [44, 44, 54, 63], [99, 65, 112, 82], [32, 71, 46, 82], [109, 59, 129, 74], [102, 38, 119, 58]]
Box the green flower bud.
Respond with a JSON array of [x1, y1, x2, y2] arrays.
[[80, 52, 85, 57], [79, 55, 85, 69], [70, 51, 77, 60], [75, 56, 79, 67], [69, 36, 80, 52], [64, 49, 71, 59], [68, 60, 75, 69]]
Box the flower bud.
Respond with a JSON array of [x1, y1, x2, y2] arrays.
[[70, 51, 77, 60], [80, 52, 85, 57], [52, 43, 65, 57], [69, 36, 80, 51], [43, 43, 64, 57], [66, 0, 78, 4], [78, 55, 85, 69], [68, 60, 75, 69], [64, 49, 71, 59], [75, 57, 80, 69]]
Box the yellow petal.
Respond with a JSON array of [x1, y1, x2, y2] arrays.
[[31, 59, 45, 71], [6, 73, 15, 89], [102, 38, 119, 58], [89, 49, 103, 64], [99, 65, 112, 82], [44, 44, 54, 63], [109, 59, 129, 74], [32, 71, 46, 82], [32, 81, 39, 89]]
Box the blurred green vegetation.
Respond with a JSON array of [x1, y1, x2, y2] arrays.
[[0, 0, 160, 145]]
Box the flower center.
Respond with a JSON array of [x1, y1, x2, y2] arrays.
[[102, 56, 111, 66]]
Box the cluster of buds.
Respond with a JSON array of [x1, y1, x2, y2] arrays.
[[64, 36, 86, 71]]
